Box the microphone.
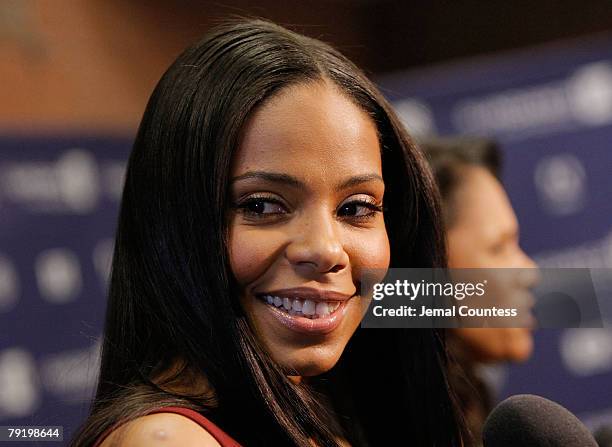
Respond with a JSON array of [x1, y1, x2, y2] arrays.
[[594, 424, 612, 447], [482, 394, 597, 446]]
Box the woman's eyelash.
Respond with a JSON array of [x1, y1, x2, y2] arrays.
[[337, 199, 384, 219], [233, 196, 384, 220], [350, 200, 383, 211], [233, 195, 287, 217]]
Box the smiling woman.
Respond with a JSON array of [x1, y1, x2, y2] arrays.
[[71, 19, 465, 447]]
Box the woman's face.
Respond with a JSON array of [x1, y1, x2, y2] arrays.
[[447, 166, 538, 362], [228, 81, 390, 376]]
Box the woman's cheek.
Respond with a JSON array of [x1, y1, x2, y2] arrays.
[[347, 228, 390, 274], [229, 226, 286, 285]]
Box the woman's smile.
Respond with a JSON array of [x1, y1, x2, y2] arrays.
[[254, 287, 355, 334]]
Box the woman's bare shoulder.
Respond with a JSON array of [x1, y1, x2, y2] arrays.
[[99, 412, 222, 447]]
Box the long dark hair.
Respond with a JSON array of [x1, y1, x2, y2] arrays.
[[72, 19, 465, 447]]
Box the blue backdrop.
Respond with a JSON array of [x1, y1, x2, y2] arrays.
[[0, 136, 129, 441]]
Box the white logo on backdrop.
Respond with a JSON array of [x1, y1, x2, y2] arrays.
[[450, 61, 612, 138], [93, 238, 114, 286], [0, 348, 41, 419], [568, 62, 612, 125], [56, 150, 101, 213], [0, 254, 19, 313], [40, 340, 101, 402], [0, 149, 100, 213], [535, 230, 612, 268], [35, 248, 82, 304], [561, 328, 612, 376], [452, 83, 568, 134], [101, 160, 127, 201], [534, 154, 587, 216], [607, 232, 612, 267], [392, 98, 437, 137], [477, 364, 509, 394]]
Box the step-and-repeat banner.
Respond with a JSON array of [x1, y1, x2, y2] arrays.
[[1, 35, 612, 441], [0, 136, 129, 440]]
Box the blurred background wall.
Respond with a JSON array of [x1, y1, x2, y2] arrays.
[[2, 0, 612, 442], [4, 0, 612, 132]]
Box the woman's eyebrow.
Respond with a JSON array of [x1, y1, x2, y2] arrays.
[[336, 173, 384, 190], [231, 171, 383, 190], [231, 171, 302, 187]]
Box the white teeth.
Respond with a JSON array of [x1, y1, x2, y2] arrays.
[[315, 302, 329, 317], [282, 297, 292, 310], [261, 295, 343, 319], [302, 300, 316, 316]]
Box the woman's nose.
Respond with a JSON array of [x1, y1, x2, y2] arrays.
[[515, 246, 537, 269], [284, 213, 348, 274]]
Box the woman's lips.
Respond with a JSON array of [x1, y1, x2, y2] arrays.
[[262, 298, 350, 334], [255, 287, 354, 335]]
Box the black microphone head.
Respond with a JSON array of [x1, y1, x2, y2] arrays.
[[482, 394, 597, 446], [594, 424, 612, 447]]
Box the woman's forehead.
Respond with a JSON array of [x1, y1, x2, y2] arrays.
[[231, 81, 382, 178]]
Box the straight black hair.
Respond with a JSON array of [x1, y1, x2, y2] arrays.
[[72, 19, 465, 447]]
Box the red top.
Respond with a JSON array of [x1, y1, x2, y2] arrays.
[[92, 406, 243, 447]]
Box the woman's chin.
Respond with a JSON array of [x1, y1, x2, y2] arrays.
[[246, 294, 363, 377], [273, 345, 344, 377]]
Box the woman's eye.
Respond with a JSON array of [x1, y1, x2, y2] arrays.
[[337, 200, 383, 218], [237, 198, 287, 217]]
